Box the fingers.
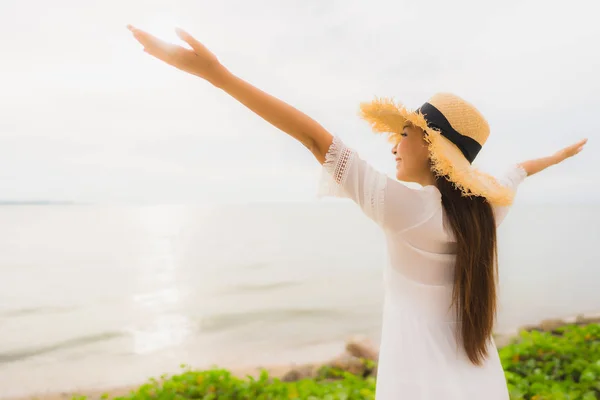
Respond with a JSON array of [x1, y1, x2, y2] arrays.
[[175, 27, 207, 54], [572, 138, 588, 153], [572, 138, 588, 148], [563, 138, 588, 158], [127, 24, 176, 60]]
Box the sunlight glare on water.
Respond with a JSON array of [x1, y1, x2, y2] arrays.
[[128, 205, 192, 355]]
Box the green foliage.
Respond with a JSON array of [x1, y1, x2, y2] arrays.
[[500, 323, 600, 399], [69, 325, 599, 400], [82, 364, 376, 400]]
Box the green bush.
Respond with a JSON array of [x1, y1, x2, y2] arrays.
[[73, 324, 599, 400], [103, 367, 376, 400], [499, 323, 600, 399]]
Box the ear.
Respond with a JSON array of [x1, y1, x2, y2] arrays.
[[421, 133, 430, 147]]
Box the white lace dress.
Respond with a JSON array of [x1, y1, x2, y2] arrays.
[[318, 137, 527, 400]]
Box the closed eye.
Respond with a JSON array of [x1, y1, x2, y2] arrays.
[[401, 133, 408, 137]]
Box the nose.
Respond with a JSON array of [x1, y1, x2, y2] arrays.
[[391, 145, 397, 155]]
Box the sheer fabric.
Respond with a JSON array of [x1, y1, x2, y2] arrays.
[[318, 136, 526, 400]]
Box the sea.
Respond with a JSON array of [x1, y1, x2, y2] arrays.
[[0, 202, 599, 397]]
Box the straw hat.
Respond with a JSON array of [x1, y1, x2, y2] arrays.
[[359, 93, 515, 207]]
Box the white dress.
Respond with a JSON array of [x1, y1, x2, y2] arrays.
[[318, 136, 527, 400]]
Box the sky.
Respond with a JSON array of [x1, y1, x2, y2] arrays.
[[0, 0, 598, 204]]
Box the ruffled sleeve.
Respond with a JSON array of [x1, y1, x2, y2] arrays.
[[318, 136, 439, 232], [494, 164, 528, 226]]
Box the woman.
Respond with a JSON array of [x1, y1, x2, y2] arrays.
[[127, 25, 587, 399]]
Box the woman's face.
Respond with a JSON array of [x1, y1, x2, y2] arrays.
[[391, 124, 432, 183]]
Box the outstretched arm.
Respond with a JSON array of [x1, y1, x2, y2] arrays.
[[216, 72, 333, 164], [518, 138, 587, 177], [127, 25, 333, 164]]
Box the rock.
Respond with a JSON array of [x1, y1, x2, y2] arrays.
[[519, 324, 542, 332], [326, 353, 367, 376], [346, 337, 379, 361], [281, 364, 315, 382], [575, 314, 600, 325], [539, 318, 566, 332], [368, 363, 378, 378]]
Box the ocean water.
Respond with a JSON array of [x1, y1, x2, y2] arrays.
[[0, 202, 599, 397]]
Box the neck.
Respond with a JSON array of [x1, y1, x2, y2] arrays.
[[415, 171, 437, 188]]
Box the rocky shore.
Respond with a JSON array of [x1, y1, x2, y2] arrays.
[[493, 313, 600, 347]]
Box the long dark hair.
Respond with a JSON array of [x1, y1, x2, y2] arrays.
[[435, 174, 498, 365]]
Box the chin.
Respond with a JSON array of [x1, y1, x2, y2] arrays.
[[396, 171, 408, 181], [396, 169, 415, 184]]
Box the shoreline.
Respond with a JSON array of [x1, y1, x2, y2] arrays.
[[6, 312, 600, 400]]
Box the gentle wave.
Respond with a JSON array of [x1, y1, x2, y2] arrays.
[[0, 306, 75, 318], [0, 331, 125, 364], [225, 281, 300, 293], [238, 262, 270, 270], [199, 308, 350, 333]]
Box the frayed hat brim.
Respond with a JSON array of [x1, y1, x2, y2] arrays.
[[359, 97, 516, 207]]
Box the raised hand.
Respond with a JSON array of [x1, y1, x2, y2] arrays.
[[126, 25, 229, 87], [518, 138, 588, 177], [553, 138, 588, 163], [126, 24, 334, 163]]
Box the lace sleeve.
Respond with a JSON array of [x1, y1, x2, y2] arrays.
[[318, 136, 359, 199], [318, 136, 437, 231], [317, 136, 386, 224]]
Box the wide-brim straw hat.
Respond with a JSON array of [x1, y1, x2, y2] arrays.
[[359, 92, 515, 207]]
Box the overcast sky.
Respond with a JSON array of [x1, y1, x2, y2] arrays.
[[1, 0, 598, 204]]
